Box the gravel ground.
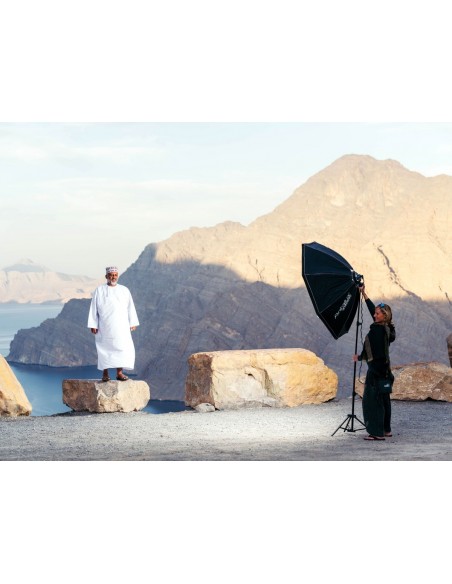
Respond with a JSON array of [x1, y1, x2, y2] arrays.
[[1, 398, 451, 461]]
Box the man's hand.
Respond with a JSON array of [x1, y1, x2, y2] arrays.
[[130, 326, 137, 332], [90, 328, 98, 334]]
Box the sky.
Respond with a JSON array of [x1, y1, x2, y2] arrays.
[[2, 0, 449, 569], [1, 2, 451, 279], [2, 121, 452, 278]]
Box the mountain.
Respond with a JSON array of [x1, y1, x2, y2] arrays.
[[7, 155, 452, 398], [0, 259, 101, 304]]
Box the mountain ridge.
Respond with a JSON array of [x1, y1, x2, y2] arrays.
[[0, 259, 101, 304], [7, 155, 452, 398]]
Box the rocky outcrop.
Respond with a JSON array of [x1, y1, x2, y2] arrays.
[[355, 362, 452, 402], [0, 259, 101, 304], [8, 156, 452, 399], [185, 348, 338, 410], [0, 355, 32, 416], [62, 379, 150, 413], [447, 334, 452, 367], [9, 299, 98, 366]]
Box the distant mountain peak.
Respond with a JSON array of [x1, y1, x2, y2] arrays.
[[2, 259, 50, 273], [0, 259, 101, 303]]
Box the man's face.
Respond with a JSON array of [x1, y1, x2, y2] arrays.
[[106, 272, 119, 286]]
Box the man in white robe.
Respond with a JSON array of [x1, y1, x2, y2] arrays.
[[87, 266, 139, 381]]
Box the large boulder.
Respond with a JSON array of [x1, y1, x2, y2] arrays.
[[355, 362, 452, 402], [0, 355, 32, 417], [62, 379, 150, 413], [185, 348, 338, 410]]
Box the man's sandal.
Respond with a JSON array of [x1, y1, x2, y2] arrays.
[[116, 373, 129, 381], [364, 435, 385, 441], [102, 374, 111, 382]]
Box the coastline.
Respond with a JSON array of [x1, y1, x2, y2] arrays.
[[1, 398, 451, 461]]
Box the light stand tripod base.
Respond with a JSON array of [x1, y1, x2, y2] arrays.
[[332, 297, 366, 437], [332, 409, 365, 436]]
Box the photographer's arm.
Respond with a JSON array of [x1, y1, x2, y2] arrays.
[[359, 285, 375, 318]]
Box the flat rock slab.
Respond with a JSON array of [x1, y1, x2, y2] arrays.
[[63, 379, 150, 413]]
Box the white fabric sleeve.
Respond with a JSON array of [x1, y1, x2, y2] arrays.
[[87, 289, 99, 328], [128, 291, 139, 327]]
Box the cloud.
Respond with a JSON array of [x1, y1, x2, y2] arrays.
[[0, 124, 166, 167], [0, 140, 164, 165]]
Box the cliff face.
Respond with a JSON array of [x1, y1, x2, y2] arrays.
[[7, 155, 452, 398], [0, 259, 100, 304]]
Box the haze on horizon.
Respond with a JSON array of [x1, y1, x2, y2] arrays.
[[1, 122, 452, 279]]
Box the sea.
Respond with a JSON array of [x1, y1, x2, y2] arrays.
[[0, 303, 187, 416]]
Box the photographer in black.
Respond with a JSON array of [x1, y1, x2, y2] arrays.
[[353, 285, 396, 440]]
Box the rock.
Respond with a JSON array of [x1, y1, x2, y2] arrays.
[[447, 334, 452, 367], [185, 348, 338, 410], [62, 379, 150, 413], [355, 362, 452, 402], [194, 403, 216, 413], [8, 299, 97, 367], [0, 355, 32, 416]]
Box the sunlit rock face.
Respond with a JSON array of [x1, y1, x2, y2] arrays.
[[0, 355, 32, 417], [8, 155, 452, 399], [62, 379, 150, 413], [355, 361, 452, 402], [185, 348, 338, 410]]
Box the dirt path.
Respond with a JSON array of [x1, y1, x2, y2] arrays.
[[1, 398, 451, 461]]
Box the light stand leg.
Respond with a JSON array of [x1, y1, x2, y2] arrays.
[[332, 304, 366, 436]]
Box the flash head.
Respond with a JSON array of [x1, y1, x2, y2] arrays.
[[353, 272, 364, 287]]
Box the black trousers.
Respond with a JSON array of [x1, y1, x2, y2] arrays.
[[382, 392, 392, 434], [362, 371, 392, 437]]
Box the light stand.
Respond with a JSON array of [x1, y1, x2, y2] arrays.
[[331, 293, 366, 436]]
